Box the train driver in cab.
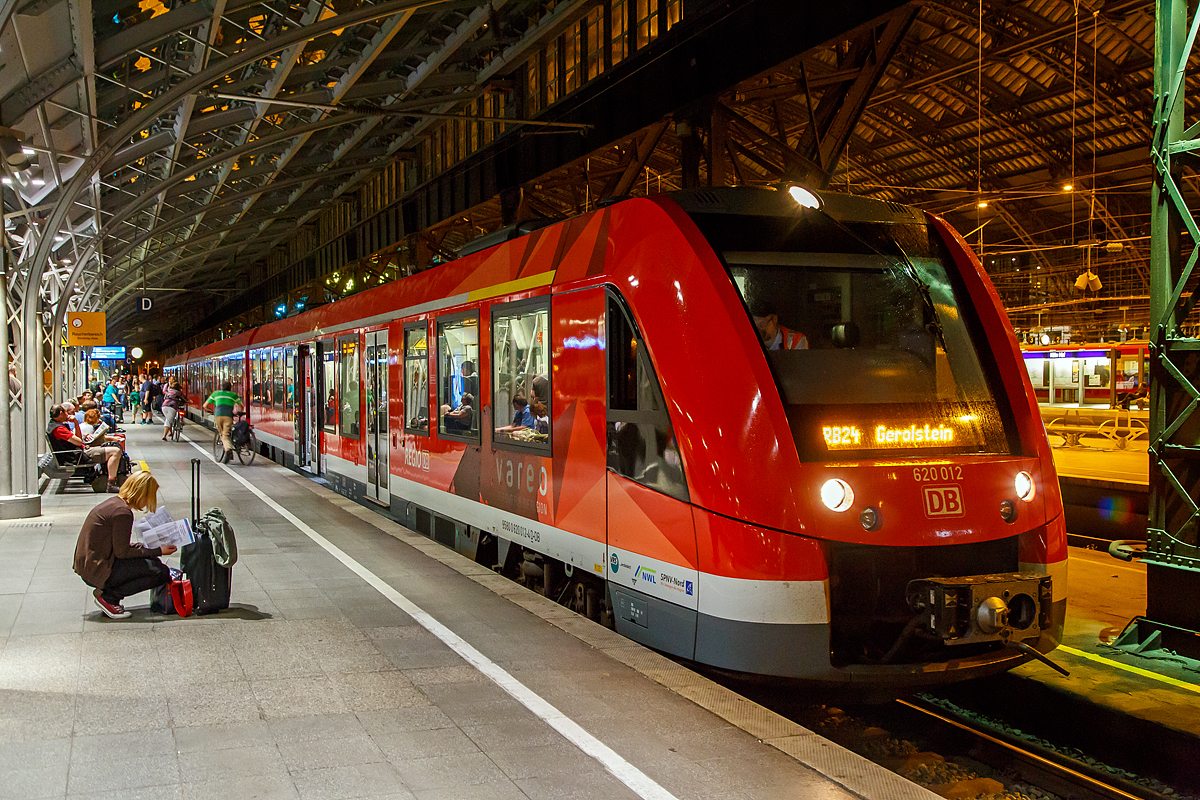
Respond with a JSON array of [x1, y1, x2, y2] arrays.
[[750, 300, 808, 350]]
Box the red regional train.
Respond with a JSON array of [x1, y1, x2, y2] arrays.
[[166, 186, 1066, 687]]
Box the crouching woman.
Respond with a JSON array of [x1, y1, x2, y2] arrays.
[[73, 471, 178, 619]]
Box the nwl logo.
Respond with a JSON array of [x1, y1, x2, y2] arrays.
[[923, 485, 965, 517]]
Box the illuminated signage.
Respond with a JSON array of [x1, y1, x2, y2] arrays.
[[823, 422, 959, 450], [90, 346, 126, 360]]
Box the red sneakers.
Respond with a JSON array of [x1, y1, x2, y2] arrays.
[[93, 589, 131, 619]]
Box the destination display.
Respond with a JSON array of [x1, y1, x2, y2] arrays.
[[822, 420, 979, 450], [90, 346, 126, 359]]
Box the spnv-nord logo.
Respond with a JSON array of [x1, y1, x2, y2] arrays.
[[610, 553, 619, 573]]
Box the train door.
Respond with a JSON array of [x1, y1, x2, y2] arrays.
[[301, 346, 320, 473], [294, 346, 307, 467], [604, 290, 698, 660], [364, 330, 389, 504]]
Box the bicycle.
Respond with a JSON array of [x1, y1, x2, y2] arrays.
[[170, 407, 186, 442], [212, 411, 257, 465]]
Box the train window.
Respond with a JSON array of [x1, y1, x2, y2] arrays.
[[320, 340, 337, 433], [339, 336, 361, 439], [251, 350, 262, 406], [404, 323, 429, 435], [231, 355, 244, 403], [492, 300, 550, 452], [273, 347, 285, 410], [437, 313, 480, 443], [284, 346, 296, 418], [606, 291, 688, 502], [701, 213, 1012, 457]]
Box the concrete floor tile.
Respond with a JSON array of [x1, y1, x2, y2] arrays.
[[167, 678, 262, 727], [252, 676, 351, 719], [269, 712, 366, 745], [308, 641, 395, 674], [182, 771, 300, 800], [355, 706, 454, 738], [390, 751, 510, 793], [0, 763, 72, 799], [460, 718, 563, 753], [330, 670, 424, 712], [514, 771, 643, 800], [68, 784, 184, 800], [372, 727, 481, 762], [71, 728, 177, 762], [177, 742, 287, 784], [291, 762, 412, 800], [410, 780, 526, 800], [66, 753, 181, 795], [487, 739, 605, 782], [172, 720, 273, 753], [74, 694, 172, 736], [276, 733, 386, 771], [400, 666, 485, 687]]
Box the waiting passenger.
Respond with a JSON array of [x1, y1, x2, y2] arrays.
[[73, 471, 176, 619], [749, 300, 808, 350], [441, 393, 475, 434], [48, 404, 124, 492]]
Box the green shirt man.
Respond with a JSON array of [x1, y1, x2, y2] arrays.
[[204, 382, 242, 461]]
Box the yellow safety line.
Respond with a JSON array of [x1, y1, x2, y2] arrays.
[[466, 270, 555, 301], [139, 460, 149, 473], [1056, 644, 1200, 695]]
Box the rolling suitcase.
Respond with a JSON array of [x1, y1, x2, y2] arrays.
[[181, 459, 233, 615]]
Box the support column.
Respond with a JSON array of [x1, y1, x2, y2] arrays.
[[1112, 0, 1200, 657]]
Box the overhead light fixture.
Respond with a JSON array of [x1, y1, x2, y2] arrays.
[[977, 201, 989, 209], [30, 177, 44, 187], [1062, 184, 1073, 192], [0, 177, 10, 185], [21, 148, 34, 156], [1075, 270, 1102, 291]]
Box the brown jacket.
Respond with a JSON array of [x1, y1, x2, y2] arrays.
[[73, 496, 164, 588]]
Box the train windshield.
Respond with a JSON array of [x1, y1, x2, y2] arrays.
[[701, 214, 1012, 459]]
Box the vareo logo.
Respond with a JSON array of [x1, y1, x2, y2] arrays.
[[609, 553, 619, 573]]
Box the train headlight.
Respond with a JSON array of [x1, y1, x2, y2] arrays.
[[1015, 471, 1036, 502], [820, 478, 854, 512], [787, 185, 821, 209]]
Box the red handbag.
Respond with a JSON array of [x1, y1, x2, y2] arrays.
[[168, 578, 194, 617]]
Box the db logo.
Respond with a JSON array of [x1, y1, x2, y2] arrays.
[[923, 485, 964, 517], [71, 318, 82, 328]]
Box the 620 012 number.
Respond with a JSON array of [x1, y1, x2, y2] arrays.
[[913, 465, 963, 482]]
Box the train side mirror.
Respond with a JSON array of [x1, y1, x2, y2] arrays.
[[831, 323, 860, 348]]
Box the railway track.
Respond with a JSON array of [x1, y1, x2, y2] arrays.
[[892, 696, 1165, 800]]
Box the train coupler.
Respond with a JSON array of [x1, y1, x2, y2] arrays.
[[907, 573, 1053, 646]]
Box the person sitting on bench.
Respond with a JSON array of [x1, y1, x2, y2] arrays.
[[48, 404, 123, 492]]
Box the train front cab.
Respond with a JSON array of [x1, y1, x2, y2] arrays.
[[600, 188, 1067, 686]]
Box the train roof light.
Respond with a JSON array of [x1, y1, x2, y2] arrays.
[[787, 185, 821, 210], [820, 478, 854, 512], [1015, 471, 1035, 502]]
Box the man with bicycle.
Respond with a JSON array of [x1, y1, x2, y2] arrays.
[[203, 381, 242, 463]]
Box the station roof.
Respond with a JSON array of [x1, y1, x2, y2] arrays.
[[0, 0, 1175, 349]]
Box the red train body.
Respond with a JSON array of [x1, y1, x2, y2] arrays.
[[167, 187, 1066, 687]]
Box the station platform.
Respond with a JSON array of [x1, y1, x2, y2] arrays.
[[1, 421, 935, 800], [1004, 545, 1200, 769]]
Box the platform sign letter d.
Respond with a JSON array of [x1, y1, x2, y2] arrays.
[[138, 296, 153, 312]]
